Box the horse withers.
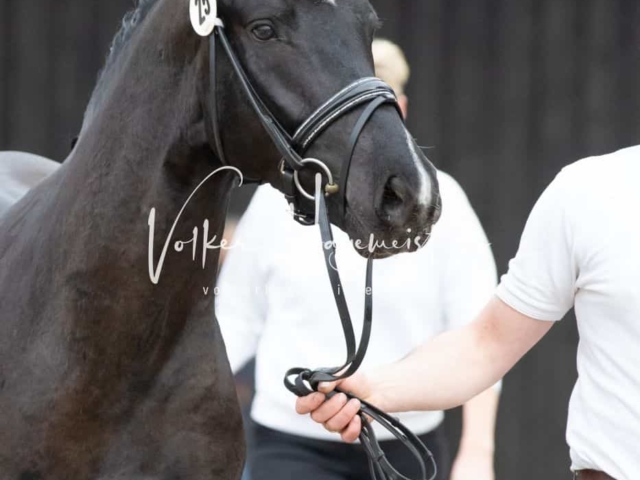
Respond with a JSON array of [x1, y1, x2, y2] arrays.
[[0, 0, 440, 479]]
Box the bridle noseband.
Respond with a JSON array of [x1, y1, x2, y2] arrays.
[[203, 17, 437, 480]]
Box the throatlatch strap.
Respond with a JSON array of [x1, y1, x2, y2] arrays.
[[209, 33, 227, 167]]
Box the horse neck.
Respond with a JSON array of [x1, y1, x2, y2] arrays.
[[46, 44, 233, 336]]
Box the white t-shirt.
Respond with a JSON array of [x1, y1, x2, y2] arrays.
[[217, 171, 498, 441], [0, 152, 60, 217], [496, 145, 640, 480]]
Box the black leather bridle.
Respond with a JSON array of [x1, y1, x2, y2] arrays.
[[207, 18, 401, 224], [205, 18, 437, 480]]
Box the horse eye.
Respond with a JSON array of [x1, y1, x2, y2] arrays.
[[252, 24, 276, 41]]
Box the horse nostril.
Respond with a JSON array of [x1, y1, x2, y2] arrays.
[[379, 176, 409, 226], [383, 176, 405, 208]]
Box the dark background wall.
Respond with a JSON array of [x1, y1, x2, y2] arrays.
[[1, 1, 639, 479]]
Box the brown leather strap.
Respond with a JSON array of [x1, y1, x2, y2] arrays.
[[575, 470, 616, 480]]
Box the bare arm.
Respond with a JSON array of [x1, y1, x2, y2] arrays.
[[450, 388, 500, 480], [296, 296, 553, 442], [459, 388, 499, 457]]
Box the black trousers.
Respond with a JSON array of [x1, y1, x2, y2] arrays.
[[248, 422, 450, 480]]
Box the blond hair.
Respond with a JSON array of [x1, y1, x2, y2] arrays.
[[372, 39, 410, 97]]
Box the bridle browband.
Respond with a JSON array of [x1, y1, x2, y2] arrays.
[[204, 17, 437, 480]]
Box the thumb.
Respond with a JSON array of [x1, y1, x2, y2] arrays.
[[320, 373, 372, 401], [317, 378, 344, 394]]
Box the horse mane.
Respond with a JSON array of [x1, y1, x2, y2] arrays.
[[83, 0, 159, 123], [104, 0, 159, 77]]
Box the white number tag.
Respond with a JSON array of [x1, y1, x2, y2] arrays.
[[190, 0, 217, 37]]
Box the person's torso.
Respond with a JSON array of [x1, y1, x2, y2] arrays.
[[564, 146, 640, 479]]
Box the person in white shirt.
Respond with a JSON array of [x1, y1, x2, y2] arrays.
[[216, 39, 500, 480], [0, 152, 59, 217], [297, 145, 640, 480]]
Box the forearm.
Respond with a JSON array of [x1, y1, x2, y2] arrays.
[[371, 323, 502, 412], [369, 297, 549, 413], [458, 387, 499, 455]]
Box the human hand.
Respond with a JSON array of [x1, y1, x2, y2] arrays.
[[295, 372, 379, 443]]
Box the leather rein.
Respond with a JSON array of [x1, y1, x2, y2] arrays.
[[206, 18, 437, 480]]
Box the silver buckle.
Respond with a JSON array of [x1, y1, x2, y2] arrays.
[[293, 158, 338, 200]]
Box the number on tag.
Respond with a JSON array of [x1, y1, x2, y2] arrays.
[[190, 0, 217, 37]]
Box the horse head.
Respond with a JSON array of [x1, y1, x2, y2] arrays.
[[208, 0, 441, 257]]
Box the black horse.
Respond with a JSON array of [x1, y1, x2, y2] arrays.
[[0, 0, 440, 478]]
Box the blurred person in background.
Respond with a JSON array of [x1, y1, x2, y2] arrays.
[[0, 153, 58, 217], [219, 215, 255, 480], [296, 145, 640, 480], [216, 39, 500, 480]]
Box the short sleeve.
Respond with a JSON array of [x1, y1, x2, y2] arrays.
[[496, 170, 578, 321]]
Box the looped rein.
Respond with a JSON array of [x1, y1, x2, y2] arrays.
[[201, 15, 437, 480], [284, 177, 437, 480]]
